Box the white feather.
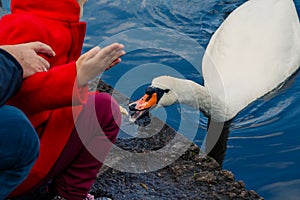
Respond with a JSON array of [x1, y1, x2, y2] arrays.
[[153, 0, 300, 122]]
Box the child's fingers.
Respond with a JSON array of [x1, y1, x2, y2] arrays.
[[95, 43, 124, 61], [92, 43, 125, 68], [105, 58, 122, 71], [85, 46, 101, 60]]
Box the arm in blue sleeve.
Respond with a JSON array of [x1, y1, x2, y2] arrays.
[[0, 48, 23, 106]]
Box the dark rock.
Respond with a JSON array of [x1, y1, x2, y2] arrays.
[[89, 80, 264, 200]]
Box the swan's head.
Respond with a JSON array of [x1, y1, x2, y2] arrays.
[[128, 76, 178, 123]]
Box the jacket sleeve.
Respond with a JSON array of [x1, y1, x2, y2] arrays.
[[7, 61, 88, 115], [0, 48, 23, 106]]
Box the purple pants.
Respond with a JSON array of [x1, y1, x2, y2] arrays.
[[42, 93, 121, 199]]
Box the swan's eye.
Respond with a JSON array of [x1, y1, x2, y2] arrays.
[[145, 87, 156, 95], [145, 94, 152, 101]]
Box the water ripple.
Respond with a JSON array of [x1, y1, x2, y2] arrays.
[[229, 132, 283, 140]]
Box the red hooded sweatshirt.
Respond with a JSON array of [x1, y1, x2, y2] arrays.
[[0, 0, 88, 196]]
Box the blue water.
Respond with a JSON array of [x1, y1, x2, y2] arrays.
[[80, 0, 300, 199], [3, 0, 299, 199]]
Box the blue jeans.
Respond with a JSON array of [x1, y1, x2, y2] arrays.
[[0, 106, 39, 200]]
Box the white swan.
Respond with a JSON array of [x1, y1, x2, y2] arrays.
[[129, 0, 300, 123]]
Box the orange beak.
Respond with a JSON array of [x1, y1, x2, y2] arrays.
[[134, 93, 158, 110], [128, 92, 158, 123]]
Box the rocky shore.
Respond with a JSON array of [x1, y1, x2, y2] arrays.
[[89, 80, 264, 200]]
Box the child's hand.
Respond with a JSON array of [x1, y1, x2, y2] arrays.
[[76, 43, 125, 87]]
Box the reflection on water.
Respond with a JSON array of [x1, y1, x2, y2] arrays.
[[260, 180, 300, 200]]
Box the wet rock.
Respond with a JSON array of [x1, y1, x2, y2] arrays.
[[89, 80, 264, 200]]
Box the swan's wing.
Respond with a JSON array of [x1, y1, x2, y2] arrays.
[[202, 0, 300, 118]]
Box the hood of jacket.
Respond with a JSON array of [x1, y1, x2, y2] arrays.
[[11, 0, 81, 22]]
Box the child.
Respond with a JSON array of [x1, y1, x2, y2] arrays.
[[0, 0, 125, 199]]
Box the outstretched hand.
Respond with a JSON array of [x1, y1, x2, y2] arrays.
[[0, 41, 55, 78], [76, 43, 125, 87]]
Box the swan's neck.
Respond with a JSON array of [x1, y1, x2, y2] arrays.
[[174, 80, 226, 121], [176, 80, 211, 115]]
